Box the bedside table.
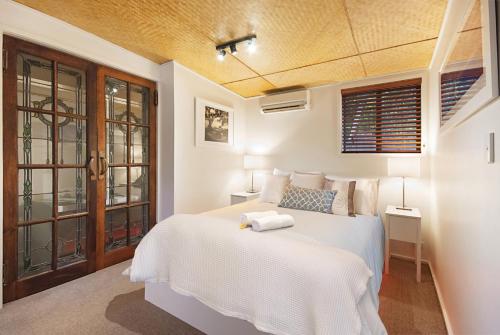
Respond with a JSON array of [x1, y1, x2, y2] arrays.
[[231, 192, 260, 205], [385, 205, 422, 282]]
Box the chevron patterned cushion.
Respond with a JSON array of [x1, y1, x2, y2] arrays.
[[278, 185, 336, 214]]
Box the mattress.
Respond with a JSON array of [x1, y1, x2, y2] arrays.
[[203, 199, 385, 307]]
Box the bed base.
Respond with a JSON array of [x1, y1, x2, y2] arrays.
[[145, 282, 269, 335]]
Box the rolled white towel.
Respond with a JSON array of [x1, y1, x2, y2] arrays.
[[240, 210, 278, 225], [251, 214, 295, 232]]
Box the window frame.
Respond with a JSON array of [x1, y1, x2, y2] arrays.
[[339, 77, 424, 156]]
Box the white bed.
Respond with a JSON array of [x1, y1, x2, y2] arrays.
[[128, 199, 387, 335]]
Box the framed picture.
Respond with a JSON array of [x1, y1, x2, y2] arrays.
[[195, 98, 234, 149]]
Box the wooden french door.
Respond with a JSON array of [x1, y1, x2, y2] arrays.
[[2, 36, 97, 302], [95, 66, 156, 270], [2, 36, 157, 302]]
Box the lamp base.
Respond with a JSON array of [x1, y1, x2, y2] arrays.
[[246, 189, 259, 194], [396, 207, 412, 211]]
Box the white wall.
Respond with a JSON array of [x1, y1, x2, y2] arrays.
[[245, 72, 432, 259], [0, 0, 161, 305], [158, 62, 175, 221], [427, 0, 500, 333], [172, 63, 246, 213]]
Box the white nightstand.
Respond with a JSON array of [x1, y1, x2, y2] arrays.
[[385, 205, 422, 282], [231, 192, 260, 205]]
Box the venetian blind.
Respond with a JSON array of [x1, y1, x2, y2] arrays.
[[440, 68, 483, 126], [341, 78, 422, 153]]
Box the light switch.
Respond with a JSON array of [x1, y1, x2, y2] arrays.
[[487, 132, 495, 164]]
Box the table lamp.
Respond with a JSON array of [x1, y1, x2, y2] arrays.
[[243, 155, 265, 193], [388, 157, 420, 210]]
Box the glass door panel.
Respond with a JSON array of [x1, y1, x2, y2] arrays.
[[17, 53, 53, 110], [17, 222, 52, 278], [57, 217, 87, 267]]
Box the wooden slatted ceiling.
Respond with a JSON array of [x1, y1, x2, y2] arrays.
[[341, 79, 422, 153], [15, 0, 448, 97]]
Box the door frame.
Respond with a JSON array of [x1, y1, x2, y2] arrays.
[[95, 65, 157, 270], [2, 36, 97, 302]]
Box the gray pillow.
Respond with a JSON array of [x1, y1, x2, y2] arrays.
[[278, 185, 336, 214]]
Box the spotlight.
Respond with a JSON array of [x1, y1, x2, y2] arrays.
[[247, 37, 257, 53], [217, 49, 226, 61], [229, 43, 238, 55], [215, 35, 256, 59]]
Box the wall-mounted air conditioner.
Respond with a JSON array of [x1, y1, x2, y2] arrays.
[[259, 89, 310, 114]]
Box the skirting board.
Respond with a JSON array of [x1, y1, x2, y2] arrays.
[[145, 282, 269, 335], [390, 253, 453, 335], [427, 262, 454, 335]]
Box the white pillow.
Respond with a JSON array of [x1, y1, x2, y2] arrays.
[[291, 172, 324, 190], [326, 180, 356, 216], [325, 176, 379, 215], [260, 175, 290, 203], [273, 168, 291, 177]]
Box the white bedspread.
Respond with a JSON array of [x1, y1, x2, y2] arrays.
[[128, 200, 387, 335]]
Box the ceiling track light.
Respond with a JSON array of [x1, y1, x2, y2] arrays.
[[217, 49, 226, 61], [215, 34, 257, 61], [229, 43, 238, 55]]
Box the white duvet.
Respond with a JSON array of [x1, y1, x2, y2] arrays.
[[128, 200, 387, 335]]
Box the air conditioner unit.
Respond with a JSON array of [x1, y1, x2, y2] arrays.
[[259, 89, 310, 114]]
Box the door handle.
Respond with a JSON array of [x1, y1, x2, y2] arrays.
[[98, 151, 108, 180], [87, 151, 98, 181]]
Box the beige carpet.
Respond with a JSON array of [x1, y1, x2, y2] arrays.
[[0, 258, 446, 335]]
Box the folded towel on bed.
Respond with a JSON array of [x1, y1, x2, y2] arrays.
[[251, 214, 295, 232], [240, 210, 278, 224]]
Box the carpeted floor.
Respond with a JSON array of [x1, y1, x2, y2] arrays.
[[0, 258, 446, 335]]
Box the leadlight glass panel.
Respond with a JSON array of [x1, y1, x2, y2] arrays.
[[106, 167, 127, 206], [130, 84, 149, 124], [58, 168, 87, 215], [129, 205, 148, 245], [57, 65, 86, 115], [17, 111, 53, 165], [105, 77, 127, 121], [17, 222, 52, 278], [105, 208, 127, 251], [17, 53, 53, 111], [18, 169, 53, 223], [57, 217, 86, 267], [130, 166, 148, 203]]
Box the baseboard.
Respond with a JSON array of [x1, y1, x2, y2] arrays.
[[427, 262, 454, 335], [389, 253, 453, 334], [390, 252, 428, 263]]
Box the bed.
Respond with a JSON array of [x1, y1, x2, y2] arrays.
[[127, 199, 387, 335]]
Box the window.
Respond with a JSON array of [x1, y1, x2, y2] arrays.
[[341, 79, 422, 154], [440, 68, 483, 126]]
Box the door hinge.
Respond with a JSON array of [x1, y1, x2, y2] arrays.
[[2, 49, 7, 72], [154, 89, 158, 106]]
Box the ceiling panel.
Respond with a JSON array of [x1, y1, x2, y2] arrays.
[[15, 0, 448, 97], [345, 0, 447, 53], [361, 39, 437, 77], [447, 29, 483, 64], [264, 56, 365, 88], [223, 77, 275, 98]]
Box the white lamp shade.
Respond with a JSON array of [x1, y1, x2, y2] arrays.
[[243, 155, 266, 170], [387, 157, 421, 177]]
